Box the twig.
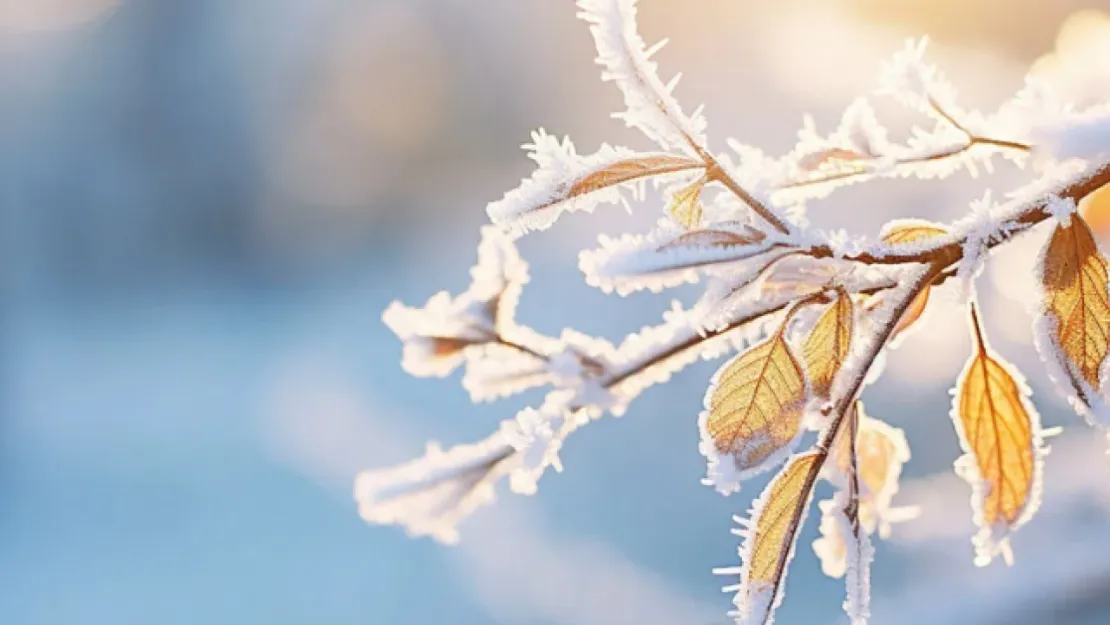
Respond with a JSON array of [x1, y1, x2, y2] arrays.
[[778, 97, 1032, 192]]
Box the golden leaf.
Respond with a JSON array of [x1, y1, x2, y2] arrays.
[[952, 302, 1045, 565], [828, 402, 912, 537], [666, 175, 708, 229], [703, 317, 807, 477], [891, 286, 930, 338], [802, 288, 854, 398], [879, 220, 948, 245], [1040, 213, 1110, 393], [1079, 181, 1110, 241], [733, 451, 821, 625], [874, 220, 950, 340], [566, 154, 704, 199]]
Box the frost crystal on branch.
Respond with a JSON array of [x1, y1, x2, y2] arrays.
[[357, 6, 1110, 625], [487, 130, 704, 238], [354, 433, 518, 544], [576, 0, 707, 152]]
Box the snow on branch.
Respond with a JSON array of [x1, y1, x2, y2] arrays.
[[579, 217, 785, 295], [576, 0, 707, 152], [360, 7, 1110, 625], [487, 130, 704, 238], [354, 432, 518, 545]]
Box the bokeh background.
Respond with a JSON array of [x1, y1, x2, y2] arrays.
[[4, 1, 1110, 624]]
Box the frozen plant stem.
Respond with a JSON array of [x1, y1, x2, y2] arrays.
[[359, 2, 1110, 624]]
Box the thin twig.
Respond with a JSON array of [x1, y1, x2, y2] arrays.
[[797, 160, 1110, 267], [678, 128, 793, 236], [706, 157, 793, 236], [778, 96, 1032, 192]]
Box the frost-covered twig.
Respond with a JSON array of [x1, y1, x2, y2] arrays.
[[358, 6, 1110, 625]]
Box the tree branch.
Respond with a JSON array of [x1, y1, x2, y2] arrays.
[[798, 160, 1110, 267]]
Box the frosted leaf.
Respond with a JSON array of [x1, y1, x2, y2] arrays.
[[461, 345, 556, 403], [576, 0, 708, 151], [500, 392, 585, 495], [825, 403, 914, 538], [664, 173, 708, 228], [1035, 212, 1110, 426], [801, 287, 854, 399], [950, 304, 1048, 566], [487, 129, 704, 238], [788, 99, 890, 180], [354, 432, 519, 544], [694, 253, 901, 336], [720, 452, 821, 625], [579, 218, 784, 295], [1033, 312, 1110, 428], [384, 226, 542, 378], [698, 317, 808, 496], [384, 298, 482, 378]]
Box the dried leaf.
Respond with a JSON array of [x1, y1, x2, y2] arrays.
[[828, 402, 912, 537], [1078, 178, 1110, 241], [802, 288, 854, 398], [951, 302, 1046, 566], [878, 220, 950, 339], [656, 226, 766, 251], [1040, 213, 1110, 393], [702, 317, 807, 483], [730, 451, 822, 625], [567, 154, 704, 199], [666, 175, 708, 229], [890, 287, 931, 339]]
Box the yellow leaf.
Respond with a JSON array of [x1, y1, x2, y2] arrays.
[[1040, 213, 1110, 394], [802, 288, 854, 398], [952, 302, 1046, 566], [732, 451, 822, 625], [869, 220, 950, 341], [1079, 181, 1110, 241], [666, 175, 708, 229], [828, 402, 912, 537], [701, 317, 807, 483], [567, 154, 704, 199], [879, 220, 948, 245], [892, 286, 931, 338]]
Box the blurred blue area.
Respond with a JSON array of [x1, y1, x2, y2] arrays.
[[2, 2, 1109, 625]]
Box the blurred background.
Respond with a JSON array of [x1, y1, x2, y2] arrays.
[[3, 1, 1110, 624]]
